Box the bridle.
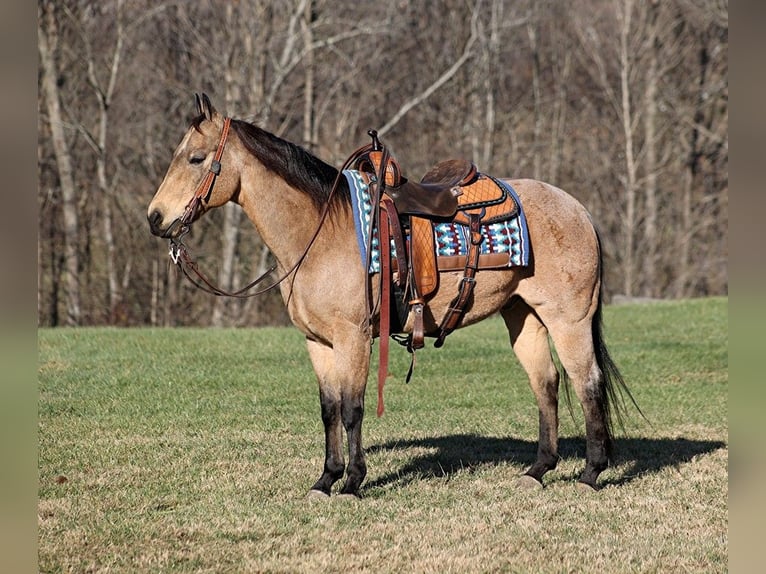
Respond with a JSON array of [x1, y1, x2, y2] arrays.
[[166, 117, 377, 299], [178, 116, 232, 231], [167, 114, 291, 298]]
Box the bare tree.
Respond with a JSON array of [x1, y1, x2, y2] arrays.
[[377, 3, 479, 138], [38, 1, 81, 325], [210, 2, 249, 328], [617, 0, 638, 297], [547, 4, 572, 184], [673, 1, 728, 297], [78, 0, 129, 322]]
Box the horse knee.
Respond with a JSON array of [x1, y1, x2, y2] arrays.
[[341, 398, 364, 430], [319, 387, 341, 422]]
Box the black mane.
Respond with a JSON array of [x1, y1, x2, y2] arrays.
[[222, 117, 350, 210]]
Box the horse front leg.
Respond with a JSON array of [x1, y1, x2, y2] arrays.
[[307, 340, 345, 497], [339, 389, 366, 496], [336, 330, 370, 497], [306, 334, 370, 498]]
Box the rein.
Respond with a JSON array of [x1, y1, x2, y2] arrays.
[[168, 120, 377, 299]]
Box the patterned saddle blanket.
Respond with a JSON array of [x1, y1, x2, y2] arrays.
[[344, 169, 530, 275]]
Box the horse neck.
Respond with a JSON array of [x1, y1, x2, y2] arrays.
[[235, 153, 338, 272]]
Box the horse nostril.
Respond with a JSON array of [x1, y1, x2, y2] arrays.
[[148, 209, 163, 234]]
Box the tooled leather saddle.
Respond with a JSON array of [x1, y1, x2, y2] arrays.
[[353, 130, 520, 348]]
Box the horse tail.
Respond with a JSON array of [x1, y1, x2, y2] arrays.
[[592, 229, 645, 452]]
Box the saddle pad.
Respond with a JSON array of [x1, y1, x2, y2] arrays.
[[344, 170, 530, 274], [345, 169, 391, 273], [435, 218, 527, 266]]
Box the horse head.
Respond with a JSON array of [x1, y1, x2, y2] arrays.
[[147, 94, 240, 238]]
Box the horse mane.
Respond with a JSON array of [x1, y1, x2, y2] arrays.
[[192, 115, 350, 210]]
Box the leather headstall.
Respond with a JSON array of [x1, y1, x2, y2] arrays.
[[179, 116, 232, 230]]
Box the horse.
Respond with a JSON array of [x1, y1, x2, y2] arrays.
[[147, 94, 636, 497]]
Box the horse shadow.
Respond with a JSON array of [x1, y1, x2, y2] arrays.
[[363, 434, 727, 491]]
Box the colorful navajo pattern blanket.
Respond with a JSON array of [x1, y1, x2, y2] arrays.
[[343, 169, 530, 274]]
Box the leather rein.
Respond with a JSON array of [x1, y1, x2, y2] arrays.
[[167, 117, 374, 299]]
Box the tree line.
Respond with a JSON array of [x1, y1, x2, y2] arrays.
[[38, 0, 728, 327]]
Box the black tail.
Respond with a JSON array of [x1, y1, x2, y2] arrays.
[[592, 231, 645, 450], [592, 295, 643, 438]]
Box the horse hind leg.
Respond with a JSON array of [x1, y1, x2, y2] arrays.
[[543, 315, 614, 490], [501, 301, 560, 488]]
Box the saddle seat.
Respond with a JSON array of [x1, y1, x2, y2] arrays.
[[386, 159, 477, 218]]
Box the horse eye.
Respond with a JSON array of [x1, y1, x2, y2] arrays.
[[189, 154, 206, 165]]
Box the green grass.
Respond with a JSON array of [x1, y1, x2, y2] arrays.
[[38, 297, 727, 573]]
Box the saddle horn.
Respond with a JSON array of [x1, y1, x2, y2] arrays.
[[361, 129, 401, 188], [368, 129, 382, 151]]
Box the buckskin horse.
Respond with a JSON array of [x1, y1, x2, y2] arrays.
[[147, 94, 637, 497]]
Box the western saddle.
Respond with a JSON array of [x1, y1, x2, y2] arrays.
[[350, 131, 519, 415]]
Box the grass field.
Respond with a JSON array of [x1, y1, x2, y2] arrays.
[[38, 297, 728, 573]]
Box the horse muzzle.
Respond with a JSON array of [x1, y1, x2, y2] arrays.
[[147, 209, 186, 239]]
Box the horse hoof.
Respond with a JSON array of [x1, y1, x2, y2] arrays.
[[336, 493, 361, 501], [517, 475, 543, 490], [305, 489, 330, 500], [575, 481, 600, 493]]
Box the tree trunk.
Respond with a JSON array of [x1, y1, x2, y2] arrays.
[[642, 1, 659, 297], [473, 0, 500, 171], [618, 0, 637, 297], [210, 203, 243, 327], [38, 3, 81, 325], [87, 0, 126, 322], [549, 49, 571, 184], [675, 41, 710, 298], [211, 3, 245, 327], [302, 0, 315, 151], [527, 19, 543, 180]]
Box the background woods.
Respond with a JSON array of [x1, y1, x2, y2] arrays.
[[37, 0, 728, 327]]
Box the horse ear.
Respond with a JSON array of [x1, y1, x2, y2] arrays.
[[200, 93, 217, 121], [194, 93, 218, 121]]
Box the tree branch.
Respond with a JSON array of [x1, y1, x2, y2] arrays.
[[376, 5, 480, 137]]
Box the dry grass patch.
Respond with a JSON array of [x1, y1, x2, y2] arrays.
[[39, 298, 727, 572]]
